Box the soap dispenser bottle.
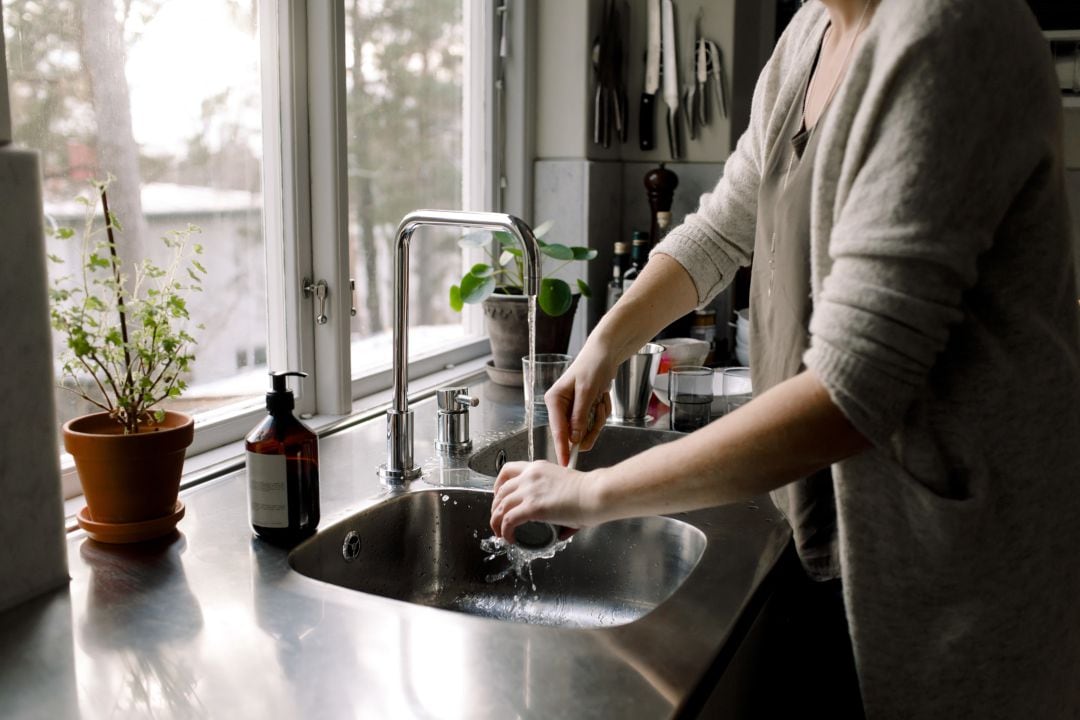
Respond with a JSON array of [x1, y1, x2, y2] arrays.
[[246, 371, 320, 545]]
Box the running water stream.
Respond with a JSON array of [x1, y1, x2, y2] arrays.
[[526, 295, 536, 463], [481, 294, 576, 590]]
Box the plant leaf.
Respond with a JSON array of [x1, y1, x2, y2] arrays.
[[533, 219, 554, 239], [540, 243, 574, 260], [460, 271, 495, 304], [571, 246, 598, 261], [449, 285, 463, 312], [468, 263, 493, 278], [56, 227, 75, 239], [538, 278, 572, 317], [577, 279, 592, 298], [494, 231, 516, 248]]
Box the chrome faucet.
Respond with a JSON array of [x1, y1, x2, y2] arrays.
[[378, 210, 542, 485]]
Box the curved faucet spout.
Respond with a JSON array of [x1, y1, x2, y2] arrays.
[[379, 210, 542, 484]]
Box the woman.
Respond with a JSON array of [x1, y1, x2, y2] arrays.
[[490, 0, 1080, 717]]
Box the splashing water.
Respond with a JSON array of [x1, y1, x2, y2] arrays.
[[480, 534, 573, 588]]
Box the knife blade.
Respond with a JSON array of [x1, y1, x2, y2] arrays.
[[639, 0, 661, 151], [661, 0, 680, 159]]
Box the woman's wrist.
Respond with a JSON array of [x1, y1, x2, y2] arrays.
[[581, 467, 619, 527]]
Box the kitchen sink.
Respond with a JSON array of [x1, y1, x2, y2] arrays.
[[289, 424, 705, 628], [288, 487, 705, 628]]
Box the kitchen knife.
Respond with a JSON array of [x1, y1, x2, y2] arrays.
[[661, 0, 681, 159], [639, 0, 661, 151]]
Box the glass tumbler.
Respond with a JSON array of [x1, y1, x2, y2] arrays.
[[522, 353, 573, 414], [668, 365, 714, 432], [721, 366, 753, 414]]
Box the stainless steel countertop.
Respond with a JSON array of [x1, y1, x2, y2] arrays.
[[0, 372, 790, 720]]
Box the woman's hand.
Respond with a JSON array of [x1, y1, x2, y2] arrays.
[[545, 346, 617, 466], [489, 460, 604, 541]]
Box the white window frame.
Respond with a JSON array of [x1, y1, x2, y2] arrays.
[[38, 0, 511, 500], [203, 0, 506, 435]]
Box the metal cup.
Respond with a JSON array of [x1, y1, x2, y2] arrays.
[[610, 343, 664, 423]]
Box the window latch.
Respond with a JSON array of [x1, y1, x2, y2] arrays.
[[349, 278, 357, 317], [303, 279, 329, 324]]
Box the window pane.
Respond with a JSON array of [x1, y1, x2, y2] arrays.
[[3, 0, 266, 431], [344, 0, 472, 373]]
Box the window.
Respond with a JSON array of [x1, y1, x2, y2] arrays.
[[2, 0, 497, 494], [3, 0, 267, 436], [343, 0, 482, 380]]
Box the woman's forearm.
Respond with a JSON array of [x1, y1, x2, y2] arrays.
[[586, 369, 872, 523], [589, 253, 700, 361]]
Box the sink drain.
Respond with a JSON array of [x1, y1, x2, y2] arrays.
[[342, 531, 361, 561], [495, 449, 507, 473]]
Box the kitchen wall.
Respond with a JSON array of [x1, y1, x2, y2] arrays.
[[532, 0, 769, 350], [531, 0, 1080, 354]]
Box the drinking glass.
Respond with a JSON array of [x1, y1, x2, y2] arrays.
[[522, 354, 573, 413], [721, 367, 753, 414], [668, 365, 714, 432]]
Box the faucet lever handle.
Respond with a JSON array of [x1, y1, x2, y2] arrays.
[[454, 394, 479, 408]]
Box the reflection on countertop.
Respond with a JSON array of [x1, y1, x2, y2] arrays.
[[0, 373, 790, 719]]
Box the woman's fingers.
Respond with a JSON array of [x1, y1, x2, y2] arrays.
[[545, 377, 576, 466], [494, 460, 529, 493], [579, 391, 611, 452], [488, 461, 595, 540], [490, 483, 525, 537]]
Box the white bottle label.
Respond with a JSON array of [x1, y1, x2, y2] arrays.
[[247, 451, 288, 528]]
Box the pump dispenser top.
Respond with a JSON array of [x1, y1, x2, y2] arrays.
[[266, 371, 306, 414]]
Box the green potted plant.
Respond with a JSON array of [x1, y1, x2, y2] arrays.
[[450, 221, 596, 382], [50, 178, 205, 543]]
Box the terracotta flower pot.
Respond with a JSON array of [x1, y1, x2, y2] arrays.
[[63, 411, 194, 526], [483, 293, 581, 371]]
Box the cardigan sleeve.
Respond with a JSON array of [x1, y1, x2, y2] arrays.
[[802, 8, 1061, 445], [648, 124, 761, 306]]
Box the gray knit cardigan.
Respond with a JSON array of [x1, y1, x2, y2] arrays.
[[653, 1, 1080, 717]]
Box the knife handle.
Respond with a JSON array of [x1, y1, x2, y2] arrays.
[[639, 93, 656, 151]]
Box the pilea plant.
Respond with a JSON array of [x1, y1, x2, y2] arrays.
[[449, 220, 597, 317], [48, 179, 205, 434]]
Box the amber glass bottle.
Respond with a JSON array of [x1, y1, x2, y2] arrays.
[[246, 371, 320, 546]]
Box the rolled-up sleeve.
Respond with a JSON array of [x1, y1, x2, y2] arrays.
[[651, 123, 762, 305], [803, 23, 1056, 445]]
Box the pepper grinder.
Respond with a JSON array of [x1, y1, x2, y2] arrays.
[[643, 163, 679, 247]]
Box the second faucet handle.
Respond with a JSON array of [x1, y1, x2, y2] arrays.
[[436, 386, 478, 455], [454, 393, 479, 409], [436, 386, 477, 412]]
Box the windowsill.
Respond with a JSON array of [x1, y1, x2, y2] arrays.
[[63, 353, 493, 531]]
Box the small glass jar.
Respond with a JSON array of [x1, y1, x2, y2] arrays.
[[690, 309, 717, 366]]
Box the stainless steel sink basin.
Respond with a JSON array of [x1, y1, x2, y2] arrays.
[[468, 423, 684, 475], [289, 487, 705, 628]]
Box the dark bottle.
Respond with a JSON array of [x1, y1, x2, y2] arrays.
[[605, 240, 630, 312], [621, 231, 651, 294], [246, 371, 320, 546]]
